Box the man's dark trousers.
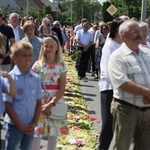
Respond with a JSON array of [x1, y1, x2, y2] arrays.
[[78, 46, 92, 78]]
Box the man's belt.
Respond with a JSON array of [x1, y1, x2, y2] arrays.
[[114, 98, 150, 111]]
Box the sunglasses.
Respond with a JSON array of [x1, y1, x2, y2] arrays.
[[102, 28, 108, 31]]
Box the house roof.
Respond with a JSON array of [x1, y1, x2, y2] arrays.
[[33, 0, 44, 9], [14, 0, 41, 10], [41, 0, 61, 12]]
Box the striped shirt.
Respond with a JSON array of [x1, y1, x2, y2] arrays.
[[108, 43, 150, 107]]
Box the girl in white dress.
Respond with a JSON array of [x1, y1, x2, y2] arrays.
[[32, 36, 69, 150]]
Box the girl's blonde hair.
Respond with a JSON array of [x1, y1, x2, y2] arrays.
[[39, 36, 63, 64]]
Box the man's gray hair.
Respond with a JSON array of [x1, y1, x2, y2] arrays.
[[119, 20, 138, 39], [9, 12, 19, 19]]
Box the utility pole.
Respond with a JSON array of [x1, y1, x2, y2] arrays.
[[27, 0, 29, 17], [141, 0, 147, 21], [57, 0, 59, 20], [71, 1, 73, 25], [81, 5, 83, 19]]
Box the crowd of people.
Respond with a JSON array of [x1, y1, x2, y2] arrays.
[[0, 11, 70, 150], [0, 7, 150, 150], [99, 16, 150, 150]]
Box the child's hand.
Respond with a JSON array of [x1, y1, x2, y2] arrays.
[[17, 124, 34, 135], [0, 71, 14, 81], [0, 71, 11, 78], [24, 125, 35, 135]]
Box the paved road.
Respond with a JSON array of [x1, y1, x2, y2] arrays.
[[80, 72, 133, 150]]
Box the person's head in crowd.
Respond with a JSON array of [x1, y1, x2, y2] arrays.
[[119, 15, 130, 21], [39, 24, 50, 37], [82, 21, 90, 32], [81, 18, 88, 26], [145, 18, 150, 29], [9, 13, 19, 27], [21, 16, 29, 27], [23, 21, 35, 39], [109, 18, 124, 39], [92, 24, 98, 32], [46, 14, 53, 23], [53, 21, 61, 28], [29, 16, 34, 23], [18, 15, 22, 26], [41, 18, 51, 28], [93, 21, 99, 27], [10, 40, 33, 72], [107, 21, 113, 29], [39, 36, 62, 64], [131, 17, 138, 22], [100, 24, 109, 37], [34, 18, 40, 28], [138, 22, 149, 44], [0, 12, 6, 24], [98, 21, 106, 30], [119, 20, 142, 49]]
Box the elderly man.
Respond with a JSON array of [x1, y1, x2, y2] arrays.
[[9, 13, 24, 41], [139, 22, 150, 48], [108, 20, 150, 150]]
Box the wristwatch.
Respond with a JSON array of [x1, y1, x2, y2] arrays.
[[50, 100, 56, 106]]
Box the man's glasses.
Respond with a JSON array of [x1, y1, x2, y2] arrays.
[[125, 30, 142, 34]]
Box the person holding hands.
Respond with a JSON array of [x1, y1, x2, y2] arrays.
[[108, 20, 150, 150], [3, 40, 43, 150], [32, 36, 69, 150]]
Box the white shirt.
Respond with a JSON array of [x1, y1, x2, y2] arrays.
[[75, 29, 93, 46], [100, 38, 121, 92], [108, 43, 150, 107], [9, 24, 20, 41], [146, 31, 150, 44], [139, 43, 150, 49]]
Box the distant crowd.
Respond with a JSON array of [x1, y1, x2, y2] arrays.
[[1, 6, 150, 150]]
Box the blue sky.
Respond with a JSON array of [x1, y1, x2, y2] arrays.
[[98, 0, 107, 4]]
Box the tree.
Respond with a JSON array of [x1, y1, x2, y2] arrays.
[[21, 7, 39, 19], [109, 0, 146, 20], [102, 2, 113, 22], [60, 0, 102, 25], [40, 5, 53, 19]]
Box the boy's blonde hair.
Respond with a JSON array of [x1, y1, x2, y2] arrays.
[[0, 32, 4, 47], [39, 36, 63, 64], [11, 40, 33, 56]]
